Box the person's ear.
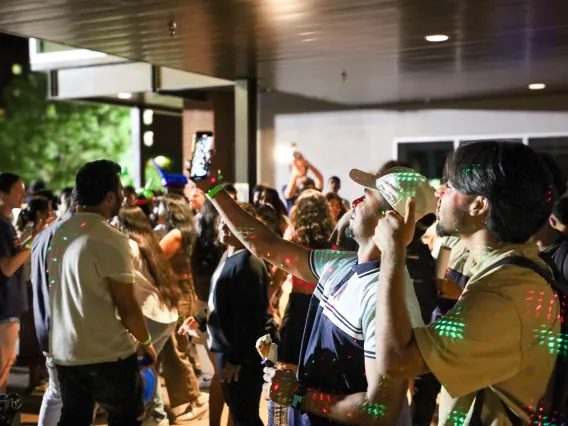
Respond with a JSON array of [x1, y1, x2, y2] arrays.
[[470, 195, 489, 219]]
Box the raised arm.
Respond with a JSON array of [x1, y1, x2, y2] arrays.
[[210, 189, 317, 283], [284, 169, 300, 200], [373, 200, 428, 379], [305, 158, 324, 191]]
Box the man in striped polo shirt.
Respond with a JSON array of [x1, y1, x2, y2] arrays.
[[200, 166, 436, 426]]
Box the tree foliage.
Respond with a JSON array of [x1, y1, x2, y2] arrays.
[[0, 72, 131, 190]]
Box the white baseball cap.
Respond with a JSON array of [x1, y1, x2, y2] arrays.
[[349, 167, 437, 222]]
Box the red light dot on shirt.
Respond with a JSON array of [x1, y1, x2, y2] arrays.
[[211, 177, 217, 183], [274, 384, 279, 391], [285, 258, 291, 264], [80, 222, 87, 227]]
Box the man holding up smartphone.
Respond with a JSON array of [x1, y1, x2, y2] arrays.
[[190, 166, 436, 426]]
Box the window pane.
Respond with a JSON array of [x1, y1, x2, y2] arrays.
[[397, 141, 454, 179], [528, 137, 568, 186]]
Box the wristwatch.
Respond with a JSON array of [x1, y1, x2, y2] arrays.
[[290, 386, 307, 410]]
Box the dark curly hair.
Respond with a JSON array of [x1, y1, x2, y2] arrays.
[[290, 189, 334, 249]]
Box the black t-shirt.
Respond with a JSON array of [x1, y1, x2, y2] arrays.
[[207, 250, 270, 365], [0, 215, 28, 320]]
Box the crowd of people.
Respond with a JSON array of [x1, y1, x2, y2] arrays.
[[0, 140, 567, 426]]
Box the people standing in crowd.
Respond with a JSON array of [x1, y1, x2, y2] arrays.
[[202, 167, 434, 426], [324, 192, 347, 225], [49, 160, 157, 426], [252, 184, 266, 208], [31, 189, 77, 426], [158, 193, 209, 423], [259, 187, 289, 234], [255, 203, 284, 238], [57, 187, 74, 220], [329, 207, 358, 252], [190, 198, 226, 426], [186, 181, 206, 214], [117, 206, 182, 426], [221, 183, 238, 201], [550, 197, 568, 236], [0, 173, 43, 393], [124, 185, 138, 207], [272, 189, 334, 372], [373, 141, 559, 426], [181, 203, 270, 426], [531, 153, 567, 253], [15, 198, 54, 392], [326, 176, 350, 211], [283, 151, 323, 212]]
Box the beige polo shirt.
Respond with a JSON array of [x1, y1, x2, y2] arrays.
[[415, 242, 559, 426]]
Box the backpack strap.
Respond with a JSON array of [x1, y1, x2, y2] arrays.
[[470, 389, 485, 426], [491, 256, 555, 287], [553, 240, 568, 285]]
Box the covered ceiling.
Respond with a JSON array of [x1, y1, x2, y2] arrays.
[[1, 0, 567, 106]]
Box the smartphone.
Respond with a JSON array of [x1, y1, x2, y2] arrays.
[[189, 131, 214, 181]]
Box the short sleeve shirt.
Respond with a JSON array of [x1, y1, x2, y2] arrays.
[[49, 213, 137, 365], [0, 215, 27, 320], [289, 250, 423, 426], [415, 243, 559, 426]]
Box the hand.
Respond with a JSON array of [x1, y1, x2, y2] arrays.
[[137, 342, 157, 370], [291, 158, 307, 178], [221, 362, 241, 383], [178, 316, 199, 336], [373, 197, 416, 253], [31, 219, 46, 240], [263, 367, 299, 406]]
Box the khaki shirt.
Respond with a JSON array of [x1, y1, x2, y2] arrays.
[[415, 242, 559, 426]]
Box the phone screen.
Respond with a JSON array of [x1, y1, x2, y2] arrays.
[[190, 132, 214, 180]]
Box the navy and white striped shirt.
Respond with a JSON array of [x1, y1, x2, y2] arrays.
[[289, 250, 423, 426]]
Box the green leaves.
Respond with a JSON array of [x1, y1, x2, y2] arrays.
[[0, 72, 131, 189]]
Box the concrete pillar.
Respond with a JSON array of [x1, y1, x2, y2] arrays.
[[234, 79, 257, 199]]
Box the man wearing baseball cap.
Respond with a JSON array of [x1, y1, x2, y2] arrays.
[[373, 140, 559, 426], [189, 166, 436, 426]]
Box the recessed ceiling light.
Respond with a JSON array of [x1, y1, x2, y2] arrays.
[[528, 83, 546, 90], [300, 31, 316, 36], [118, 92, 132, 99], [302, 38, 317, 42], [425, 34, 449, 42]]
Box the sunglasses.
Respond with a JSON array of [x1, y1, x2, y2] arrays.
[[352, 195, 365, 209]]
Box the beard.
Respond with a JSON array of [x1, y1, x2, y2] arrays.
[[436, 221, 457, 237], [111, 199, 121, 218]]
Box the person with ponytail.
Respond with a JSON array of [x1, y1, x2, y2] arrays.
[[116, 206, 181, 426]]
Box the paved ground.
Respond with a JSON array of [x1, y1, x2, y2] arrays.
[[7, 346, 268, 426]]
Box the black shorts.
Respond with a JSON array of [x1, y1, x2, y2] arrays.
[[278, 292, 311, 365]]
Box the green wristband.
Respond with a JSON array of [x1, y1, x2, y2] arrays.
[[206, 184, 224, 200], [141, 336, 152, 346]]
